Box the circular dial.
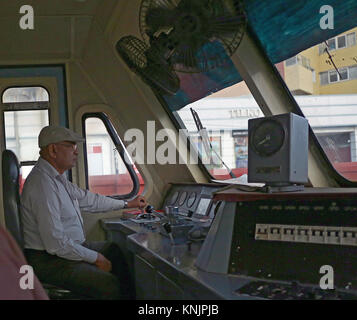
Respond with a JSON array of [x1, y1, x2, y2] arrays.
[[170, 191, 179, 205], [186, 192, 197, 208], [250, 119, 285, 157], [178, 191, 187, 206]]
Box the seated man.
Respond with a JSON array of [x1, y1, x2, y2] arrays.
[[20, 125, 146, 299]]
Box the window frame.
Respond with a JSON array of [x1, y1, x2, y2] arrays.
[[339, 67, 349, 81], [2, 85, 50, 104], [321, 66, 354, 85], [337, 35, 346, 49], [2, 85, 50, 167], [82, 112, 140, 200], [347, 32, 356, 47], [328, 70, 338, 83], [349, 65, 357, 80], [285, 56, 298, 67], [327, 38, 336, 51], [319, 32, 356, 55]]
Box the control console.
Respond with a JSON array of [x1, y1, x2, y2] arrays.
[[196, 187, 357, 299], [126, 183, 223, 244]]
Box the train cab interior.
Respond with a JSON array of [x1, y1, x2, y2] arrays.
[[1, 0, 357, 300]]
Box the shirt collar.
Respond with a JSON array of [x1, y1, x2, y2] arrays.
[[36, 157, 64, 179]]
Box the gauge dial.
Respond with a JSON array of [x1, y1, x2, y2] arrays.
[[187, 192, 197, 208], [178, 191, 187, 206], [170, 191, 179, 205], [250, 119, 285, 157]]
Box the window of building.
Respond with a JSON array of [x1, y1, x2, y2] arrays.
[[337, 35, 346, 49], [83, 114, 144, 198], [349, 65, 357, 79], [2, 87, 50, 192], [329, 70, 338, 83], [319, 32, 356, 55], [320, 71, 329, 85], [327, 38, 336, 51], [301, 56, 311, 69], [285, 56, 297, 66], [347, 32, 356, 47], [339, 68, 348, 81], [319, 43, 327, 55], [285, 55, 312, 71], [320, 66, 357, 85]]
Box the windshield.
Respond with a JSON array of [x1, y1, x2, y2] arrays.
[[174, 80, 264, 180], [172, 27, 357, 182], [275, 27, 357, 182]]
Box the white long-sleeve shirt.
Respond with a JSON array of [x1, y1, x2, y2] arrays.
[[20, 157, 125, 263]]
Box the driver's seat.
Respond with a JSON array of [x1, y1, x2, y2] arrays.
[[1, 149, 83, 299]]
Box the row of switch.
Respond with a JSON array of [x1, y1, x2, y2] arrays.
[[255, 224, 357, 246]]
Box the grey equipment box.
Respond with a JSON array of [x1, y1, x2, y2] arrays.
[[248, 113, 308, 186]]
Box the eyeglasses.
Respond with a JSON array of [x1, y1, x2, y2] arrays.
[[56, 143, 78, 151]]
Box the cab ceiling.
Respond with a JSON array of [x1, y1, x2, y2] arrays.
[[0, 0, 118, 62], [0, 0, 101, 17]]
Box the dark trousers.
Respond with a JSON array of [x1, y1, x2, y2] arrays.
[[24, 242, 134, 300]]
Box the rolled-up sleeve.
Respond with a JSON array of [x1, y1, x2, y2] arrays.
[[26, 178, 98, 263]]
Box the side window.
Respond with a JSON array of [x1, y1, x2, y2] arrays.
[[2, 87, 50, 193], [83, 114, 144, 198]]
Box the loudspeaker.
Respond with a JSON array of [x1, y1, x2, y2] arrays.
[[248, 113, 308, 186]]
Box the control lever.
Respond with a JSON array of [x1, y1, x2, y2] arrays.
[[146, 205, 165, 219], [135, 205, 164, 220], [163, 222, 175, 245]]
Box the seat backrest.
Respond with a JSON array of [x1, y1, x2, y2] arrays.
[[2, 150, 24, 249]]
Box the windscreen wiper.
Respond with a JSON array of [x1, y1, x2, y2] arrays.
[[190, 108, 236, 178]]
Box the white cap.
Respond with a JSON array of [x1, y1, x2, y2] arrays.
[[38, 125, 85, 148]]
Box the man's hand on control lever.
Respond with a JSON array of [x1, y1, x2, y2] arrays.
[[127, 195, 147, 210]]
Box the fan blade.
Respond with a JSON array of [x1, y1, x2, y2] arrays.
[[116, 35, 179, 95], [212, 34, 235, 55], [171, 44, 199, 72], [138, 0, 247, 74], [209, 14, 246, 35], [116, 36, 148, 69], [145, 7, 177, 33], [144, 63, 180, 95]]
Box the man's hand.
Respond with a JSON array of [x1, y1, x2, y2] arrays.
[[95, 253, 112, 272], [127, 196, 147, 209]]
